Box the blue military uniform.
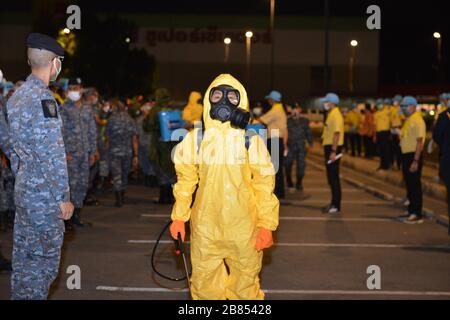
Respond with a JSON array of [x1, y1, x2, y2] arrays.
[[106, 109, 138, 196], [7, 73, 70, 299], [135, 113, 155, 182], [60, 100, 97, 209], [285, 115, 313, 190], [432, 106, 450, 234]]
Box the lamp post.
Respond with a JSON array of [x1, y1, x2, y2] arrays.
[[349, 40, 358, 94], [245, 31, 253, 88], [434, 32, 442, 88], [269, 0, 275, 90], [224, 37, 231, 65]]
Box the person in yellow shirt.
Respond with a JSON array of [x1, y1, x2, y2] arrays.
[[399, 96, 426, 225], [257, 90, 288, 199], [390, 95, 403, 170], [182, 91, 203, 129], [344, 103, 362, 157], [320, 93, 344, 214], [374, 98, 392, 170]]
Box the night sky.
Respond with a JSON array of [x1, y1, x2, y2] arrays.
[[3, 0, 450, 86]]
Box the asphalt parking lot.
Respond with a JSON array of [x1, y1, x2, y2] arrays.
[[1, 156, 449, 300]]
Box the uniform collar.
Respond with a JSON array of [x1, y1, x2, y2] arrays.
[[27, 74, 48, 89]]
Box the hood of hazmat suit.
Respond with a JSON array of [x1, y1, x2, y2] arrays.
[[171, 74, 279, 300], [182, 91, 203, 123]]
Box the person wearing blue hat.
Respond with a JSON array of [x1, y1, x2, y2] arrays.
[[374, 98, 392, 170], [257, 90, 287, 199], [398, 96, 425, 224], [432, 95, 450, 235], [6, 33, 74, 299], [319, 93, 344, 214], [390, 95, 403, 170]]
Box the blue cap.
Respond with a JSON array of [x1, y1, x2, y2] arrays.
[[440, 93, 449, 101], [393, 95, 403, 102], [384, 98, 392, 105], [401, 96, 418, 106], [320, 93, 339, 105], [376, 98, 384, 106], [265, 90, 282, 102]]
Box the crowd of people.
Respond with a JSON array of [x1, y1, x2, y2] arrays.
[[0, 32, 449, 300]]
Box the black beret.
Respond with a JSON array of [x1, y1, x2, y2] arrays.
[[68, 77, 82, 86], [26, 33, 65, 57]]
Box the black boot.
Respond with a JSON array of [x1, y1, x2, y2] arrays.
[[296, 176, 304, 191], [167, 185, 175, 204], [64, 220, 74, 232], [156, 186, 167, 204], [115, 191, 123, 207], [71, 208, 86, 227], [0, 252, 12, 272], [149, 175, 158, 187], [121, 190, 126, 204], [0, 211, 7, 232], [7, 210, 15, 229]]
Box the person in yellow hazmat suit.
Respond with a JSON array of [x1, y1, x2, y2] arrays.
[[182, 91, 203, 129], [169, 74, 280, 300]]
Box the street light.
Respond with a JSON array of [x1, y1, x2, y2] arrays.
[[433, 32, 443, 89], [349, 40, 358, 93], [223, 37, 231, 65], [269, 0, 275, 90], [245, 31, 253, 88]]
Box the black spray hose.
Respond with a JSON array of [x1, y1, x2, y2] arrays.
[[151, 220, 192, 282]]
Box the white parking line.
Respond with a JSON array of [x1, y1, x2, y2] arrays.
[[140, 214, 396, 222], [128, 240, 450, 250], [95, 286, 450, 297]]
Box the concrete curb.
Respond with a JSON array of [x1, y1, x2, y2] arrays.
[[306, 159, 449, 228]]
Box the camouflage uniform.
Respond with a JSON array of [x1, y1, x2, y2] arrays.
[[106, 110, 138, 192], [285, 115, 313, 188], [7, 74, 70, 300], [1, 97, 15, 229], [135, 114, 155, 177], [60, 101, 97, 208]]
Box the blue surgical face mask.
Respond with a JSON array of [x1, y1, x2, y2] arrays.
[[401, 107, 412, 116]]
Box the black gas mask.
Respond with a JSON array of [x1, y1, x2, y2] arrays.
[[209, 85, 250, 129]]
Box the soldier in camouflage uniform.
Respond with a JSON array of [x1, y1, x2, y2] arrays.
[[106, 99, 139, 207], [7, 33, 74, 299], [96, 101, 112, 191], [0, 91, 13, 271], [135, 99, 157, 187], [285, 103, 313, 191], [60, 78, 97, 228]]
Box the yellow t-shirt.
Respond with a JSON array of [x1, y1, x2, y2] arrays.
[[260, 103, 287, 138], [344, 110, 361, 132], [374, 107, 391, 132], [322, 107, 344, 146], [400, 111, 426, 154], [390, 105, 402, 128]]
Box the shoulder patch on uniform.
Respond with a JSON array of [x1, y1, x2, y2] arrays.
[[41, 99, 58, 118]]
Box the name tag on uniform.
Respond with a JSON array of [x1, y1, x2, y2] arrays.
[[41, 99, 58, 118]]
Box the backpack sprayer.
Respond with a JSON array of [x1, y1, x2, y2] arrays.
[[151, 221, 192, 296]]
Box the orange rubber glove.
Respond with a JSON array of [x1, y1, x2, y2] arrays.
[[170, 220, 186, 242], [255, 228, 273, 251]]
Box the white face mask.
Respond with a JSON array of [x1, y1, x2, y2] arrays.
[[51, 58, 62, 82], [324, 103, 331, 111], [68, 90, 81, 102]]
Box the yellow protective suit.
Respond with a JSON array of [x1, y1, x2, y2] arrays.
[[182, 91, 203, 124], [171, 74, 279, 300]]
